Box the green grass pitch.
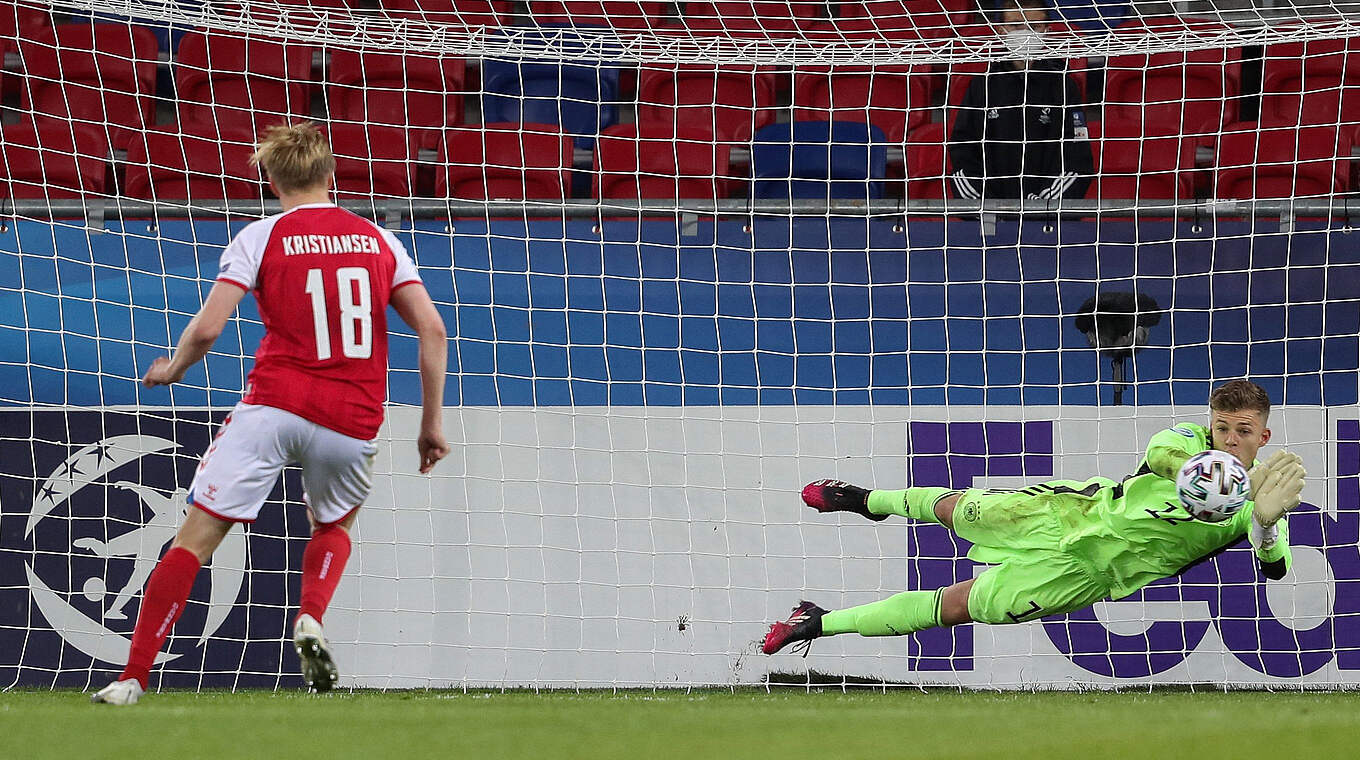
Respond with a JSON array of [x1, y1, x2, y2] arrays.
[[2, 689, 1357, 759]]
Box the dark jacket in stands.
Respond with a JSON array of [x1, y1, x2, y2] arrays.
[[947, 61, 1094, 200]]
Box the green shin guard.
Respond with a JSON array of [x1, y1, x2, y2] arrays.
[[819, 589, 944, 637], [866, 488, 953, 525]]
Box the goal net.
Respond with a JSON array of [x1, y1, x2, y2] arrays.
[[1, 0, 1358, 690]]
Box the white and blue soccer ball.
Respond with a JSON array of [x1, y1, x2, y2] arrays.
[[1176, 449, 1251, 523]]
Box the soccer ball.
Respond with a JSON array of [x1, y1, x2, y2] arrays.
[[1176, 449, 1251, 522]]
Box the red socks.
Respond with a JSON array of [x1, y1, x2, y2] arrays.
[[120, 546, 201, 689], [297, 523, 352, 624], [117, 526, 350, 688]]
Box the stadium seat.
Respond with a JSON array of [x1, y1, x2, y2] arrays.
[[326, 50, 466, 148], [437, 124, 575, 199], [683, 2, 825, 36], [903, 121, 950, 199], [832, 0, 968, 40], [1084, 119, 1196, 200], [1259, 37, 1360, 128], [174, 30, 314, 138], [0, 2, 51, 49], [383, 0, 511, 27], [793, 66, 933, 141], [1104, 17, 1241, 137], [17, 23, 160, 150], [123, 126, 266, 200], [751, 121, 888, 199], [0, 119, 108, 199], [528, 1, 667, 29], [1213, 122, 1352, 200], [480, 57, 621, 146], [594, 124, 735, 200], [329, 123, 419, 198], [635, 66, 779, 142]]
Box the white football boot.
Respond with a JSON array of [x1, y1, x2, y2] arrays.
[[293, 613, 338, 693], [90, 678, 144, 705]]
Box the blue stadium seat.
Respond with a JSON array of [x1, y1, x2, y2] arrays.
[[480, 57, 620, 147], [750, 120, 887, 199]]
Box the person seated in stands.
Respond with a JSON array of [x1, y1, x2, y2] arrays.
[[948, 0, 1093, 202]]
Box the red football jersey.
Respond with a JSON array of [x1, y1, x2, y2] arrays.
[[216, 203, 422, 439]]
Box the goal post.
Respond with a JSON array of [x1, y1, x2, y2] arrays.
[[1, 0, 1359, 690]]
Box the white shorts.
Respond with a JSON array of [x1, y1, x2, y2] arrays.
[[188, 402, 377, 525]]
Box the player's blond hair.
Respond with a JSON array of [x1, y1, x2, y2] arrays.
[[1210, 379, 1272, 419], [249, 122, 336, 194]]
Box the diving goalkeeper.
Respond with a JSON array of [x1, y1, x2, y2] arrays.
[[763, 379, 1307, 655]]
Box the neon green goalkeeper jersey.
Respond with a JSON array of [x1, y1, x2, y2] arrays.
[[968, 421, 1292, 601]]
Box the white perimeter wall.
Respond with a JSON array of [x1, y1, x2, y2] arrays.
[[331, 405, 1350, 688]]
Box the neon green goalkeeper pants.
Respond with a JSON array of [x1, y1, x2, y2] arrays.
[[951, 487, 1111, 625]]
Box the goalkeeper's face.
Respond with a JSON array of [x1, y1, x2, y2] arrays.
[[1210, 408, 1271, 467]]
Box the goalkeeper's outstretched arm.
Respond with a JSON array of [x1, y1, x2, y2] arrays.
[[1141, 423, 1208, 481]]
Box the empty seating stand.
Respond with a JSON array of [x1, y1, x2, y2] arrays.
[[123, 126, 266, 200], [17, 23, 160, 150], [174, 30, 314, 138], [793, 66, 933, 142], [328, 122, 419, 198], [1214, 122, 1353, 199], [327, 50, 467, 149], [1104, 16, 1241, 138], [635, 66, 779, 142], [751, 120, 888, 199], [0, 120, 108, 199], [480, 53, 621, 147], [438, 124, 576, 199], [1085, 119, 1197, 200], [594, 124, 735, 200]]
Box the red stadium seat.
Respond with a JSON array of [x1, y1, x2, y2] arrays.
[[0, 119, 108, 199], [383, 0, 511, 26], [326, 51, 466, 148], [793, 66, 933, 140], [1084, 119, 1196, 200], [683, 2, 825, 36], [123, 126, 266, 200], [0, 2, 51, 48], [437, 124, 575, 199], [174, 31, 314, 138], [635, 66, 779, 142], [529, 1, 666, 29], [17, 23, 160, 150], [1213, 122, 1352, 199], [904, 121, 950, 199], [594, 124, 734, 200], [832, 0, 967, 40], [1104, 17, 1241, 137], [328, 123, 418, 198], [1259, 37, 1360, 128]]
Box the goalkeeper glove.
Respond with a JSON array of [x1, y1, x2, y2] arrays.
[[1251, 454, 1306, 528], [1249, 450, 1299, 498]]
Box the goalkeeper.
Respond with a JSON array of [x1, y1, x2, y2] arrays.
[[763, 379, 1306, 655]]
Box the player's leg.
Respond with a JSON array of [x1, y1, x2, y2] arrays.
[[963, 554, 1107, 627], [292, 427, 377, 693], [802, 479, 961, 527], [763, 551, 1110, 654], [93, 404, 287, 704], [762, 579, 975, 655]]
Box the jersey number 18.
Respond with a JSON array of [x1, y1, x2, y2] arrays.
[[304, 266, 372, 360]]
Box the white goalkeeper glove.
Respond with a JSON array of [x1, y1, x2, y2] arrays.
[[1249, 450, 1299, 499], [1250, 452, 1306, 528]]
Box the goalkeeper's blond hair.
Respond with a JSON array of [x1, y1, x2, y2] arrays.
[[250, 122, 335, 194]]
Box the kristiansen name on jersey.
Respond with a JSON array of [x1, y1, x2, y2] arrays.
[[281, 233, 382, 256]]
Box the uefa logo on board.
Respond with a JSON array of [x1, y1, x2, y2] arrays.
[[22, 435, 247, 666]]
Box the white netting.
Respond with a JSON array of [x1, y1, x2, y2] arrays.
[[1, 0, 1358, 692]]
